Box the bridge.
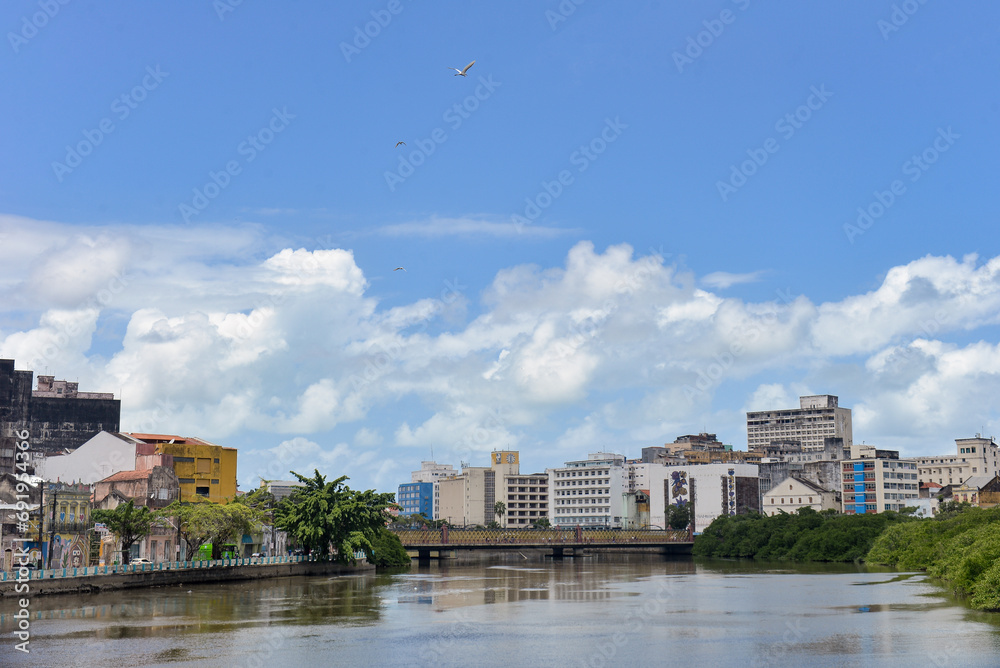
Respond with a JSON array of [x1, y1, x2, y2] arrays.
[[390, 527, 693, 560]]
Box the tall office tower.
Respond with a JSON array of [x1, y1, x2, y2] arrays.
[[746, 394, 852, 454]]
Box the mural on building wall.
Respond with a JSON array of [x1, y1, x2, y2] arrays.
[[726, 468, 737, 516], [670, 471, 688, 505], [50, 534, 90, 568]]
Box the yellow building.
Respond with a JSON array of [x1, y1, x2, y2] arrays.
[[127, 433, 238, 503]]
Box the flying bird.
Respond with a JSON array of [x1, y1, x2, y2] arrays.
[[395, 141, 405, 147], [394, 267, 406, 272], [448, 60, 475, 76]]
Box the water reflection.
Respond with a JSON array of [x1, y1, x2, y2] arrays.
[[395, 555, 697, 610], [4, 555, 1000, 668]]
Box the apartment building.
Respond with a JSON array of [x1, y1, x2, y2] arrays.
[[501, 471, 548, 527], [841, 445, 919, 514], [438, 466, 495, 526], [411, 460, 457, 520], [397, 481, 434, 518], [911, 436, 1000, 487], [549, 452, 627, 528], [747, 394, 852, 453]]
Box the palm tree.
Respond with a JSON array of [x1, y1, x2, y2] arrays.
[[494, 501, 506, 529]]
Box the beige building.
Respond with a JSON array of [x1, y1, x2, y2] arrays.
[[911, 436, 1000, 487], [762, 476, 839, 515], [747, 395, 853, 453], [842, 445, 919, 514], [410, 461, 457, 519], [437, 466, 496, 527], [501, 471, 549, 527]]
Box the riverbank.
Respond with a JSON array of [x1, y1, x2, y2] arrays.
[[0, 559, 374, 598], [6, 558, 999, 667]]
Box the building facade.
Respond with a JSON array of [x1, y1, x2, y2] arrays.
[[911, 436, 1000, 487], [762, 475, 839, 515], [125, 433, 238, 503], [646, 463, 760, 532], [398, 481, 434, 518], [501, 472, 548, 527], [747, 394, 852, 453], [437, 466, 495, 527], [549, 453, 627, 528], [35, 431, 141, 485], [411, 461, 457, 520], [260, 479, 306, 501], [841, 445, 919, 514], [0, 359, 120, 476]]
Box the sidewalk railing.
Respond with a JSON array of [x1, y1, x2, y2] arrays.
[[0, 553, 367, 582]]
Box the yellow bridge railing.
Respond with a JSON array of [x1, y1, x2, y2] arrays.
[[389, 528, 691, 546]]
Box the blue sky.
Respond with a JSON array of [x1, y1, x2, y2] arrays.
[[2, 1, 999, 492]]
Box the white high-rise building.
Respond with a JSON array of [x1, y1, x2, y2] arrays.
[[746, 394, 853, 454], [549, 452, 627, 528], [411, 461, 456, 520]]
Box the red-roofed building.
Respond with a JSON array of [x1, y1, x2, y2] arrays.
[[93, 465, 179, 511]]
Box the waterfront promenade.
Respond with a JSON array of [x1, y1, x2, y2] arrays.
[[0, 554, 371, 598]]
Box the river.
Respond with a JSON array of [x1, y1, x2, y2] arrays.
[[3, 554, 1000, 667]]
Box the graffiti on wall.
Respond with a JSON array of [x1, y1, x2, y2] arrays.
[[671, 471, 688, 505]]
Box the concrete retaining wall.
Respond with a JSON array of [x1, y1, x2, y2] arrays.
[[0, 560, 373, 597]]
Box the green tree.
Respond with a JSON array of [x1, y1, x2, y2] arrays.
[[160, 500, 263, 560], [92, 500, 154, 564], [531, 517, 551, 529], [275, 470, 399, 564], [494, 501, 506, 528], [369, 528, 411, 568], [665, 503, 691, 531]]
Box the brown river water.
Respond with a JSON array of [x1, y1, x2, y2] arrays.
[[2, 554, 999, 667]]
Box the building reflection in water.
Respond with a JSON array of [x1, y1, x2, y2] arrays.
[[397, 554, 696, 610]]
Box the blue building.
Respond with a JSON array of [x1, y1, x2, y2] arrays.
[[397, 481, 433, 518]]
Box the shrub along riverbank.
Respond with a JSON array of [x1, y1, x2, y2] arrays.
[[693, 504, 1000, 611], [693, 507, 913, 562], [866, 504, 1000, 610]]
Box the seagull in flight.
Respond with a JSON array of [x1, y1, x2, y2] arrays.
[[448, 60, 475, 77], [394, 267, 406, 272], [395, 141, 405, 147]]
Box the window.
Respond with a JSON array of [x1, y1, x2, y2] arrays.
[[195, 486, 210, 496], [197, 458, 211, 474], [174, 456, 194, 463], [179, 478, 195, 484]]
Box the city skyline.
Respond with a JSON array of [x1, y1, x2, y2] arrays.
[[1, 2, 999, 492]]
